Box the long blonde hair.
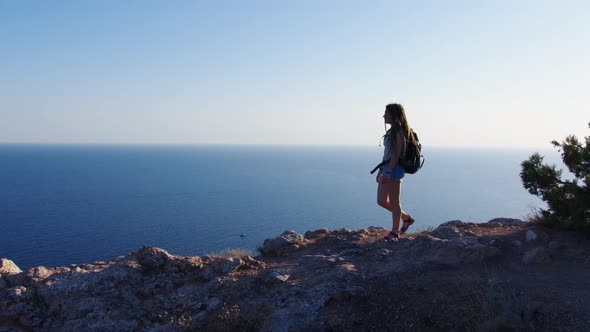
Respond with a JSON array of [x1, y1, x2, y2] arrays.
[[385, 103, 413, 148]]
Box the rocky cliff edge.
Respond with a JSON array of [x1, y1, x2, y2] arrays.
[[2, 218, 590, 331]]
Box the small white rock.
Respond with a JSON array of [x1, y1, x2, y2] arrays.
[[525, 229, 538, 243]]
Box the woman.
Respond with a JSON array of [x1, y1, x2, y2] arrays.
[[376, 103, 415, 240]]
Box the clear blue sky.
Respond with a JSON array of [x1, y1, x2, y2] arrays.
[[1, 1, 588, 147]]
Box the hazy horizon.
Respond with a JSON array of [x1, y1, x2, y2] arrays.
[[0, 142, 565, 152]]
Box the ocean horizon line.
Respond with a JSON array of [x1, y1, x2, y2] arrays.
[[0, 142, 556, 151]]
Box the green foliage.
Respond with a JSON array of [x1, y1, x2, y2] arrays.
[[520, 122, 590, 228]]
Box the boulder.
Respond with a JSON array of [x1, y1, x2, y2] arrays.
[[26, 266, 52, 283], [200, 257, 244, 280], [262, 230, 306, 256], [0, 258, 22, 275], [242, 256, 266, 269], [430, 226, 462, 239], [135, 246, 174, 269], [210, 257, 244, 274]]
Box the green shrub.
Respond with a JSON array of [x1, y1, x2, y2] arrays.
[[520, 122, 590, 228]]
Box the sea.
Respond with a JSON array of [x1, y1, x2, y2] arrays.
[[0, 144, 559, 269]]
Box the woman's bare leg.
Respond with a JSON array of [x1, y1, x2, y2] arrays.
[[377, 182, 390, 211], [387, 180, 403, 233], [378, 181, 410, 221]]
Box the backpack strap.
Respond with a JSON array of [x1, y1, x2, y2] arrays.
[[370, 159, 390, 174]]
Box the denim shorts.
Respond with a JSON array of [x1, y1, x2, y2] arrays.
[[381, 164, 405, 181]]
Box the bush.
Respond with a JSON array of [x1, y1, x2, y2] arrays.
[[208, 248, 253, 259], [520, 122, 590, 228]]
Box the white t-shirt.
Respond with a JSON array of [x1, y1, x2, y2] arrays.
[[382, 128, 402, 161]]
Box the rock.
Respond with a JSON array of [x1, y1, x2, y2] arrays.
[[333, 228, 353, 236], [191, 301, 204, 310], [414, 234, 444, 243], [261, 230, 306, 256], [192, 311, 207, 320], [460, 244, 501, 263], [548, 241, 562, 249], [4, 272, 31, 287], [352, 228, 369, 236], [200, 257, 244, 280], [367, 226, 386, 233], [0, 258, 22, 275], [26, 266, 52, 283], [100, 263, 143, 283], [486, 218, 525, 226], [326, 290, 351, 304], [169, 256, 203, 274], [523, 246, 551, 264], [210, 257, 243, 274], [0, 276, 7, 289], [263, 270, 290, 285], [430, 226, 462, 239], [376, 248, 392, 259], [439, 220, 464, 227], [8, 286, 32, 302], [242, 256, 266, 269], [422, 237, 500, 266], [462, 230, 478, 237], [206, 297, 222, 310], [512, 240, 523, 247], [525, 229, 538, 242], [304, 229, 331, 239], [261, 308, 291, 332], [425, 248, 462, 267], [340, 248, 364, 257], [136, 246, 174, 269]]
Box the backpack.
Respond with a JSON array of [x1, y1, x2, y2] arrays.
[[398, 129, 424, 174]]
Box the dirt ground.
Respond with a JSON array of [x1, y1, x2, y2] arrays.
[[314, 227, 590, 331]]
